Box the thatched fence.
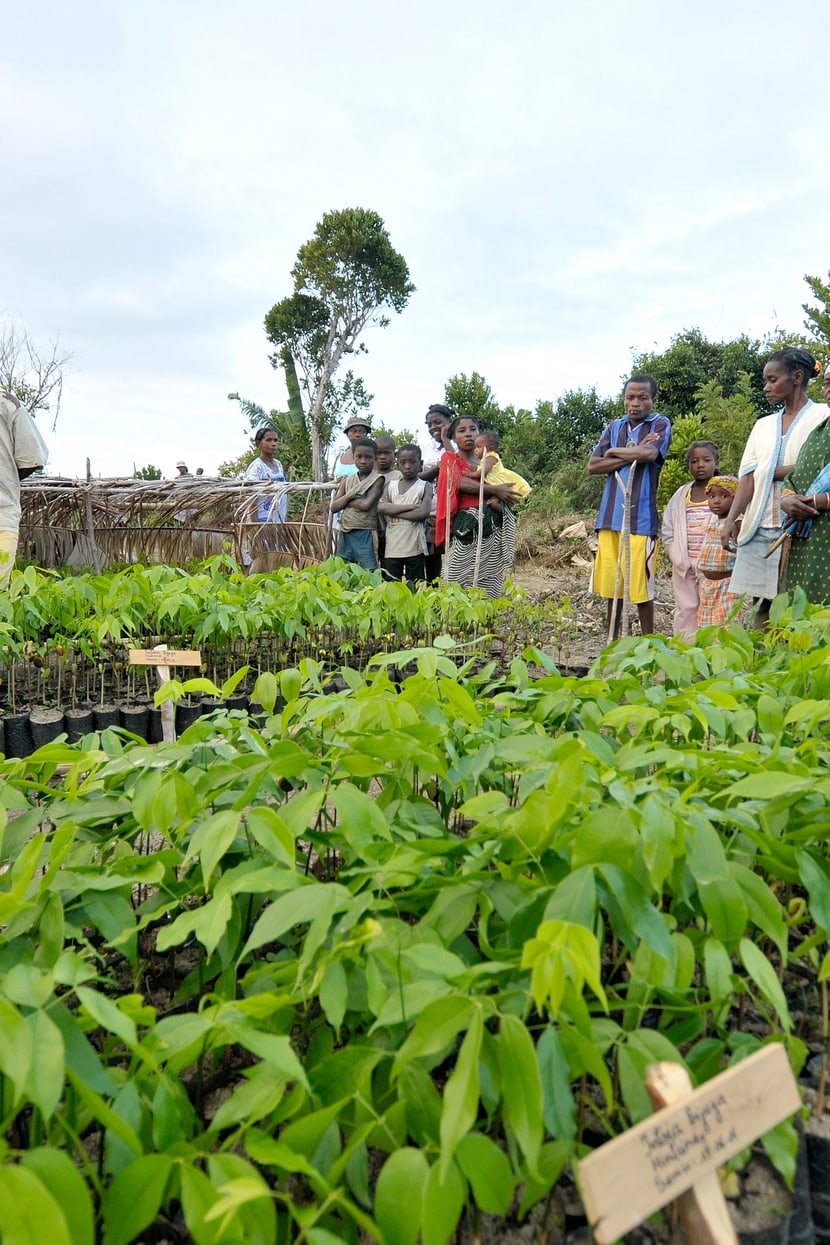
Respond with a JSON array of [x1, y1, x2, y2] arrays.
[[19, 476, 337, 571]]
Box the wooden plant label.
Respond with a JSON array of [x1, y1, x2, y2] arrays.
[[128, 649, 201, 667], [578, 1044, 800, 1245]]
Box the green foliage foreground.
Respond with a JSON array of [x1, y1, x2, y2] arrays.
[[3, 595, 830, 1242]]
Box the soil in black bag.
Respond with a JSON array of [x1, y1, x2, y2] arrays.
[[147, 707, 165, 743], [805, 1094, 830, 1243], [119, 704, 149, 741], [94, 704, 121, 731], [29, 708, 65, 748], [175, 701, 202, 733], [64, 707, 95, 743], [225, 693, 249, 711], [4, 712, 33, 758], [0, 717, 5, 756]]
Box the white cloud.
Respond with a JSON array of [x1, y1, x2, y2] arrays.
[[3, 0, 830, 479]]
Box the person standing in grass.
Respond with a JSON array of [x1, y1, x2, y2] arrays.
[[662, 440, 719, 638], [331, 437, 384, 571], [588, 374, 671, 638]]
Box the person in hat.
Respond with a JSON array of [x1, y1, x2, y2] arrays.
[[333, 415, 372, 479], [174, 461, 191, 477]]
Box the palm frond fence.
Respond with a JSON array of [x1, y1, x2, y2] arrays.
[[20, 476, 336, 571]]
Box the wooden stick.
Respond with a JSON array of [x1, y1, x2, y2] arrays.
[[621, 461, 637, 639], [645, 1063, 738, 1245], [472, 460, 486, 589], [443, 459, 454, 582], [608, 470, 628, 647], [152, 644, 176, 744]]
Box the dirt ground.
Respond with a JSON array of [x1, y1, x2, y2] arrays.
[[512, 514, 675, 667]]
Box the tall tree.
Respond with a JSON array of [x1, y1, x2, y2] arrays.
[[444, 372, 503, 432], [264, 208, 414, 480], [0, 318, 72, 425]]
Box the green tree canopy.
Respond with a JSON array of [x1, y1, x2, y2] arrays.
[[444, 372, 503, 432], [133, 463, 162, 480], [631, 327, 770, 419], [803, 269, 830, 370], [265, 208, 414, 480]]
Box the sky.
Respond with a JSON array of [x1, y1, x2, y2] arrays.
[[3, 0, 830, 478]]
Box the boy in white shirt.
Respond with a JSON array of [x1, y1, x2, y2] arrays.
[[378, 445, 432, 585]]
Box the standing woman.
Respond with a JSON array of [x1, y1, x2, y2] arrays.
[[244, 428, 288, 524], [421, 403, 454, 581], [722, 348, 826, 626], [435, 415, 520, 598]]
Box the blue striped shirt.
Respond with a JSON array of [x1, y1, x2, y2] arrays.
[[592, 414, 672, 536]]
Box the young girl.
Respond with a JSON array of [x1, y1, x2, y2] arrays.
[[697, 476, 739, 628], [661, 440, 719, 637]]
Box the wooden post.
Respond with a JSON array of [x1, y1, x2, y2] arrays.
[[578, 1045, 800, 1245], [84, 458, 106, 574], [128, 647, 201, 745], [645, 1062, 738, 1245], [152, 644, 176, 743], [472, 458, 486, 589]]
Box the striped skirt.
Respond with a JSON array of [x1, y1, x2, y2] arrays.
[[445, 506, 516, 599]]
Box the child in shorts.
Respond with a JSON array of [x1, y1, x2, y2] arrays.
[[588, 375, 672, 638], [331, 438, 384, 571], [378, 444, 432, 585]]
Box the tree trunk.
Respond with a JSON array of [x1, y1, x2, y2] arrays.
[[281, 347, 305, 422]]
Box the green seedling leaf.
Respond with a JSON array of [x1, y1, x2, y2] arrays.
[[76, 986, 138, 1048], [797, 849, 830, 934], [23, 1009, 64, 1119], [210, 1062, 288, 1132], [456, 1133, 514, 1215], [244, 806, 295, 865], [21, 1149, 94, 1245], [332, 782, 392, 852], [0, 1166, 73, 1245], [439, 1006, 482, 1177], [0, 996, 32, 1099], [739, 939, 792, 1033], [422, 1159, 466, 1245], [374, 1148, 429, 1245], [186, 808, 242, 888], [537, 1025, 577, 1140], [242, 880, 349, 958], [497, 1013, 543, 1179], [102, 1155, 174, 1245]]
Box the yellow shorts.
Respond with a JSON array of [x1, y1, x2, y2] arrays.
[[0, 530, 16, 587], [591, 530, 655, 603]]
